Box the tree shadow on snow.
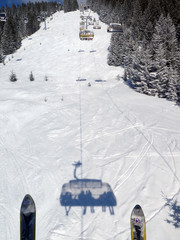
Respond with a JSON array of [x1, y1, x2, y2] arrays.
[[165, 197, 180, 228]]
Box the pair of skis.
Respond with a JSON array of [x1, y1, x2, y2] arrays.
[[20, 194, 146, 240]]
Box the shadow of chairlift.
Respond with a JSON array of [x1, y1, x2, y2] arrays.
[[60, 161, 117, 215]]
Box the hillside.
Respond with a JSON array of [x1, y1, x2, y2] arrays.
[[0, 10, 180, 240]]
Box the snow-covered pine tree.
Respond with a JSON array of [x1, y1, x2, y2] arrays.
[[130, 42, 158, 96], [166, 67, 179, 102], [1, 16, 18, 55], [0, 51, 3, 63], [177, 20, 180, 44], [130, 0, 143, 41], [120, 0, 133, 27], [123, 28, 136, 80], [151, 14, 179, 98], [99, 3, 115, 24], [0, 2, 58, 58], [108, 32, 124, 66], [112, 1, 123, 24], [64, 0, 78, 13], [177, 81, 180, 104], [29, 72, 35, 81], [129, 45, 149, 93], [10, 71, 18, 82], [143, 20, 154, 43], [142, 0, 162, 26]]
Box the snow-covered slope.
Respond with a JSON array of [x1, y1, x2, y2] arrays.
[[0, 10, 180, 240]]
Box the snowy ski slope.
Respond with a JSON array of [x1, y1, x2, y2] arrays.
[[0, 10, 180, 240]]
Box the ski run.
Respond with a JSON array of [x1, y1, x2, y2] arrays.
[[0, 9, 180, 240]]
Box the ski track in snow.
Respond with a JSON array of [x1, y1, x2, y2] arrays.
[[0, 10, 180, 240]]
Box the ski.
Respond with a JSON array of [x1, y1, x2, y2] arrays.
[[130, 204, 146, 240], [20, 194, 36, 240]]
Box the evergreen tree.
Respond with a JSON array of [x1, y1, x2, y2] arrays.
[[0, 2, 58, 57], [143, 20, 154, 43], [10, 71, 18, 82], [130, 0, 143, 41], [151, 14, 179, 98], [108, 32, 124, 66], [29, 72, 35, 81], [64, 0, 78, 13], [130, 43, 158, 96], [123, 28, 135, 79], [166, 67, 179, 102], [1, 16, 18, 55]]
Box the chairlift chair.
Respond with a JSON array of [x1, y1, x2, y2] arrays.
[[0, 12, 7, 22], [107, 23, 123, 33], [79, 30, 94, 41]]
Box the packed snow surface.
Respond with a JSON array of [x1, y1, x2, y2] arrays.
[[0, 10, 180, 240]]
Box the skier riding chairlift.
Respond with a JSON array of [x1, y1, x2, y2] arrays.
[[0, 12, 7, 22]]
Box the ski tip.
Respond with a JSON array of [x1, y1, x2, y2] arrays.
[[131, 204, 145, 218], [134, 204, 142, 210], [21, 194, 36, 215], [22, 194, 34, 203]]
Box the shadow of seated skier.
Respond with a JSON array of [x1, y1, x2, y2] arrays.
[[99, 192, 115, 215], [63, 192, 72, 216], [78, 190, 88, 214], [86, 190, 95, 213]]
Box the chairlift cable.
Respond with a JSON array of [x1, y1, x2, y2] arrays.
[[78, 33, 83, 175], [78, 28, 84, 240]]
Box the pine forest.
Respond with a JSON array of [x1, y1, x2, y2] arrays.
[[1, 0, 180, 104], [87, 0, 180, 103]]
